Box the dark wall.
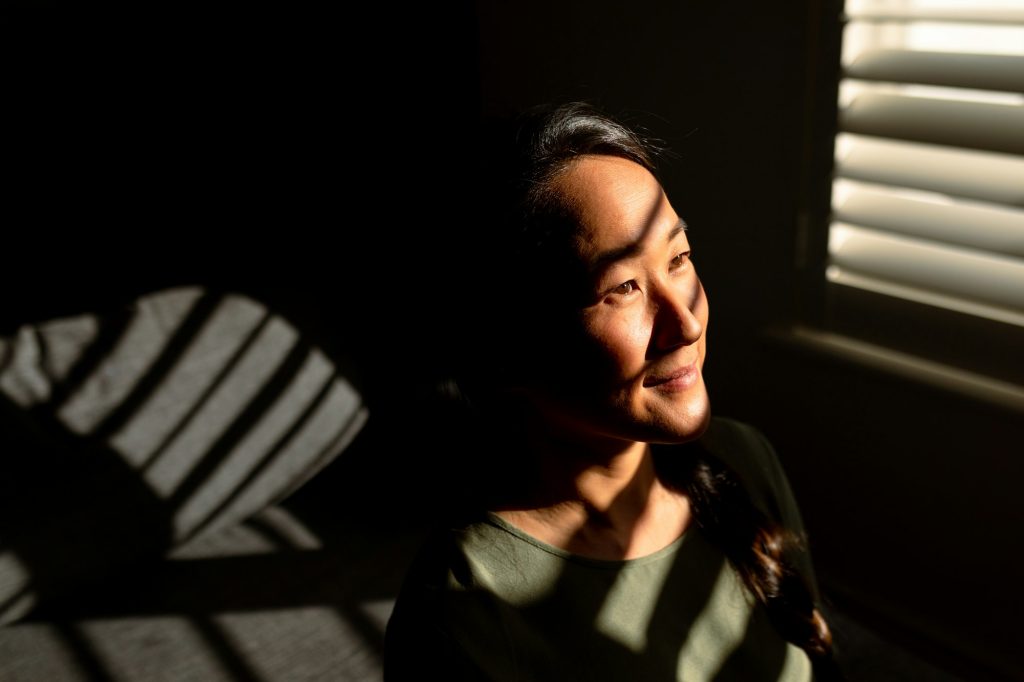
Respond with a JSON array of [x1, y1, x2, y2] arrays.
[[2, 3, 478, 363]]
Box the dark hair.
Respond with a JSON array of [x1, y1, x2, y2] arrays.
[[444, 102, 663, 407], [475, 101, 660, 266], [675, 453, 837, 670], [438, 101, 836, 669]]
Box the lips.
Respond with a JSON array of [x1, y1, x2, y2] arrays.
[[643, 362, 699, 390]]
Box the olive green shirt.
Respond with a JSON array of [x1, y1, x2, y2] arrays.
[[385, 417, 819, 681]]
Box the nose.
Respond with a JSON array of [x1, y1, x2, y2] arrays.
[[651, 279, 704, 353]]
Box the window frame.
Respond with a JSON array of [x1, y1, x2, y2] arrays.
[[787, 0, 1024, 412]]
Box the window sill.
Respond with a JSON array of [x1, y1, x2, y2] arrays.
[[762, 324, 1024, 415]]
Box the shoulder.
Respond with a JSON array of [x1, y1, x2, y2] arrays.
[[388, 514, 560, 610], [383, 519, 515, 680], [386, 519, 489, 621], [382, 518, 520, 671], [384, 524, 475, 678]]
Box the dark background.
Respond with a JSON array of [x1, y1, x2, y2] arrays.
[[5, 2, 1022, 681]]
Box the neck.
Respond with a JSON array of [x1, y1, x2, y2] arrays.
[[495, 419, 690, 560], [556, 440, 655, 520]]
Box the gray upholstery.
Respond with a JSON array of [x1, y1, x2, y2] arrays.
[[0, 286, 372, 672]]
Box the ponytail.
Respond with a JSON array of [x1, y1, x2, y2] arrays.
[[677, 453, 840, 675]]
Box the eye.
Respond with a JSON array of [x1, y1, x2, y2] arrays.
[[611, 280, 638, 296], [671, 250, 692, 270]]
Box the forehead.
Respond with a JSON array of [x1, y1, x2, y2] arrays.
[[553, 155, 678, 257]]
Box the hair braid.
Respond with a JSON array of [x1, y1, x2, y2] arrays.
[[681, 454, 838, 670]]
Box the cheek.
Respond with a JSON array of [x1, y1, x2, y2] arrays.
[[583, 309, 651, 377]]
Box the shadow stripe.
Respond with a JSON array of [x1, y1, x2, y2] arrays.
[[165, 338, 314, 510], [267, 399, 368, 508], [335, 601, 386, 658], [33, 302, 135, 417], [244, 515, 293, 551], [137, 307, 273, 470], [88, 290, 224, 443], [192, 615, 268, 682], [712, 604, 789, 681], [0, 583, 33, 623], [54, 622, 117, 682], [178, 369, 338, 544], [641, 532, 728, 677]]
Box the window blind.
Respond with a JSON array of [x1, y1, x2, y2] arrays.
[[828, 0, 1024, 329]]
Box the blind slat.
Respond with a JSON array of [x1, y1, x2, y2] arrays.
[[829, 223, 1024, 314], [834, 184, 1024, 258], [834, 134, 1024, 207], [845, 8, 1024, 25], [845, 50, 1024, 93], [827, 270, 1024, 328], [829, 5, 1024, 333], [840, 92, 1024, 155]]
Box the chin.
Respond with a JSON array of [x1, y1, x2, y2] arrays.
[[649, 387, 712, 444]]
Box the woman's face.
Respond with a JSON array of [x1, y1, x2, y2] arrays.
[[524, 154, 710, 448]]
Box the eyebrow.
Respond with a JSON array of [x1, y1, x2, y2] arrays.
[[588, 218, 688, 274]]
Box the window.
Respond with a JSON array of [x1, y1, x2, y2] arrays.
[[813, 0, 1024, 398]]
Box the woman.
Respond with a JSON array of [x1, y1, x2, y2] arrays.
[[384, 101, 841, 681]]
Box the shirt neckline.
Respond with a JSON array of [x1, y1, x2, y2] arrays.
[[481, 510, 692, 568]]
